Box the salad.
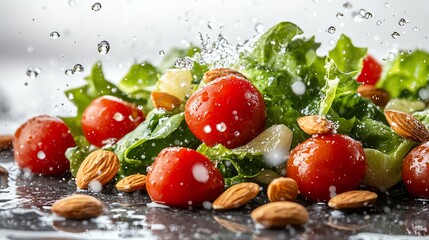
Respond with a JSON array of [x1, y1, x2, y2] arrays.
[[9, 21, 429, 227]]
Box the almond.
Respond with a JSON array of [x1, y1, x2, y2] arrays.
[[0, 135, 13, 150], [116, 173, 147, 192], [357, 85, 390, 107], [267, 177, 299, 202], [0, 165, 8, 175], [212, 182, 259, 210], [384, 109, 429, 143], [203, 68, 247, 83], [51, 194, 104, 220], [251, 202, 309, 228], [328, 190, 377, 210], [297, 115, 333, 135], [76, 150, 120, 190], [150, 91, 182, 111]]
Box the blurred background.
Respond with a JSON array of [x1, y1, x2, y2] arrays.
[[0, 0, 428, 134]]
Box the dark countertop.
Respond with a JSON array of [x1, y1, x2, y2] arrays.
[[1, 150, 429, 240]]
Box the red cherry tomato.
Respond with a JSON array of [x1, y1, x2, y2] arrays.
[[185, 76, 266, 149], [356, 55, 382, 85], [146, 147, 224, 207], [81, 96, 144, 147], [13, 115, 76, 175], [286, 134, 367, 202], [402, 142, 429, 198]]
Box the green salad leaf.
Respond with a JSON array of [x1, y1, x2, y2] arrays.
[[114, 110, 200, 177], [377, 50, 429, 99]]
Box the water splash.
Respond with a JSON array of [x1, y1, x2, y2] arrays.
[[26, 67, 41, 79], [91, 2, 102, 11], [98, 40, 110, 55], [50, 31, 60, 39]]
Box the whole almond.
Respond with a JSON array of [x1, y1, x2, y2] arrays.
[[212, 182, 259, 210], [267, 177, 299, 202], [251, 202, 309, 228], [384, 109, 429, 143], [116, 174, 147, 192], [0, 165, 8, 175], [51, 194, 104, 220], [76, 150, 120, 190], [357, 85, 390, 107], [0, 135, 13, 150], [213, 216, 251, 233], [297, 115, 333, 135], [203, 68, 247, 83], [328, 190, 377, 210], [150, 91, 182, 111]]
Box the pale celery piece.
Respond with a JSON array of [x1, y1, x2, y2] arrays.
[[385, 99, 426, 113]]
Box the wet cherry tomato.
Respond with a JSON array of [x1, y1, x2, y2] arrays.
[[286, 134, 367, 202], [185, 75, 266, 149], [402, 142, 429, 198], [13, 115, 76, 175], [146, 147, 224, 207], [356, 55, 382, 85], [81, 95, 144, 147]]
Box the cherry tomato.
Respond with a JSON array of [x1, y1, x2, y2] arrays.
[[146, 147, 224, 207], [356, 55, 382, 85], [13, 115, 76, 175], [286, 134, 367, 202], [402, 142, 429, 198], [185, 76, 266, 149], [81, 95, 144, 147]]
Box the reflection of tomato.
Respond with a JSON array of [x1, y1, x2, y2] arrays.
[[185, 75, 266, 149], [356, 55, 382, 85], [402, 142, 429, 198], [13, 115, 76, 174], [81, 96, 144, 147], [287, 134, 367, 202], [146, 147, 224, 207]]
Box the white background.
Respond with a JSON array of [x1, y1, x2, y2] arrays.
[[0, 0, 428, 134]]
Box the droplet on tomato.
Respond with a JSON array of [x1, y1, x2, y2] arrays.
[[37, 151, 46, 160], [203, 125, 212, 134], [216, 122, 227, 132], [192, 163, 209, 183], [113, 112, 124, 121]]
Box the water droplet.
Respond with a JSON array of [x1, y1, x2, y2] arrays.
[[327, 26, 336, 34], [68, 93, 74, 100], [24, 82, 28, 86], [37, 151, 46, 160], [364, 12, 373, 19], [255, 23, 264, 34], [50, 31, 60, 39], [336, 12, 344, 18], [207, 21, 216, 30], [384, 2, 390, 8], [359, 9, 367, 16], [73, 64, 84, 73], [216, 122, 227, 132], [203, 125, 212, 134], [88, 180, 102, 192], [113, 112, 124, 121], [391, 32, 400, 39], [64, 69, 74, 76], [26, 67, 41, 79], [68, 0, 79, 7], [192, 163, 209, 183], [159, 50, 165, 56], [413, 26, 420, 32], [343, 2, 352, 9], [291, 81, 306, 95], [398, 18, 408, 26], [97, 40, 110, 55], [91, 2, 101, 11], [376, 20, 382, 26]]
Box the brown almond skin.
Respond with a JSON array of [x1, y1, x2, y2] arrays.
[[51, 194, 104, 220], [0, 165, 8, 175], [267, 177, 299, 202], [212, 182, 259, 210], [76, 150, 120, 190], [357, 85, 390, 107], [251, 202, 309, 228], [297, 115, 333, 135], [150, 91, 182, 111], [0, 135, 13, 151], [328, 190, 378, 210], [116, 174, 147, 192], [385, 109, 429, 143], [203, 68, 247, 83]]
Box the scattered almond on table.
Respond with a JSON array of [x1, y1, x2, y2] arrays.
[[251, 201, 309, 228], [328, 190, 378, 210], [212, 182, 260, 210], [267, 177, 299, 202], [51, 194, 104, 220], [116, 173, 147, 192]]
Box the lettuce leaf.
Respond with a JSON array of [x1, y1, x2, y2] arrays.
[[377, 50, 429, 99], [114, 110, 200, 177]]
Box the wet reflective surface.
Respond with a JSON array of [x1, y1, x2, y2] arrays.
[[1, 150, 429, 240]]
